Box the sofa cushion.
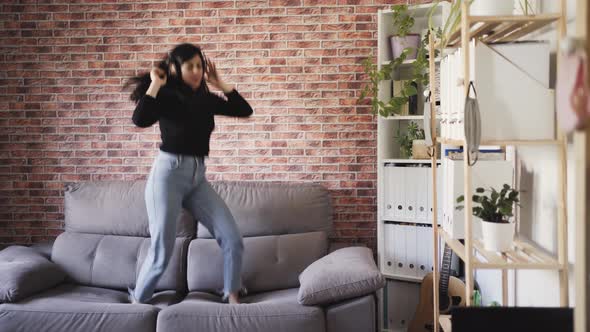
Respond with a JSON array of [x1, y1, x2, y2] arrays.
[[0, 246, 66, 303], [297, 247, 385, 305], [64, 181, 195, 237], [157, 288, 325, 332], [187, 232, 327, 293], [52, 233, 189, 292], [199, 181, 332, 238], [0, 284, 164, 332]]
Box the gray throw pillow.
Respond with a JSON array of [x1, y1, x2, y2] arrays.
[[297, 246, 385, 306], [0, 245, 66, 303]]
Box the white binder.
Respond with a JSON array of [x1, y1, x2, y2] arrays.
[[417, 225, 431, 278], [393, 224, 407, 276], [404, 168, 418, 222], [416, 167, 429, 223], [383, 223, 396, 275], [392, 167, 405, 220], [437, 164, 443, 223], [427, 166, 434, 223], [404, 225, 417, 277], [383, 165, 396, 220]]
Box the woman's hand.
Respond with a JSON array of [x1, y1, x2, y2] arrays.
[[146, 67, 166, 98], [205, 60, 234, 93], [150, 67, 167, 87]]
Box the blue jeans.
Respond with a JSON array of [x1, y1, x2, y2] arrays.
[[134, 151, 244, 303]]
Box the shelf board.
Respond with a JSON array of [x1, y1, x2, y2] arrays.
[[379, 3, 444, 17], [381, 57, 441, 67], [382, 158, 440, 164], [438, 227, 467, 261], [437, 13, 560, 48], [438, 228, 564, 270], [437, 137, 562, 146], [381, 115, 424, 121]]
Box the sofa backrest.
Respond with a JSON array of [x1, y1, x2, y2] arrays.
[[187, 181, 333, 294], [64, 181, 195, 237], [52, 181, 193, 291], [52, 233, 187, 292]]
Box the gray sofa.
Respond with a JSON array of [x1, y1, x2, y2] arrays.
[[0, 181, 384, 332]]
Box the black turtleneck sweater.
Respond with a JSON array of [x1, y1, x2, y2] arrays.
[[132, 85, 253, 156]]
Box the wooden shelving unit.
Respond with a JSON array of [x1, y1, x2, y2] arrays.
[[441, 14, 561, 48], [427, 1, 569, 332], [439, 227, 561, 270], [437, 138, 562, 146]]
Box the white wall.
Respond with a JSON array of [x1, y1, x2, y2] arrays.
[[474, 0, 578, 307]]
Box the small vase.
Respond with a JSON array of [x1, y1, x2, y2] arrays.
[[390, 34, 421, 60], [480, 219, 515, 252]]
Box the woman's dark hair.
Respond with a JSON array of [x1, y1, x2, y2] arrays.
[[125, 43, 209, 103]]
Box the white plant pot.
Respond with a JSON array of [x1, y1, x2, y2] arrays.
[[480, 220, 515, 252], [470, 0, 515, 16]]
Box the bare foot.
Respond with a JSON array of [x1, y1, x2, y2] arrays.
[[228, 292, 240, 304]]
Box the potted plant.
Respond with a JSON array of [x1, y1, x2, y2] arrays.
[[390, 4, 421, 60], [456, 184, 520, 252], [358, 9, 431, 118], [396, 121, 427, 159]]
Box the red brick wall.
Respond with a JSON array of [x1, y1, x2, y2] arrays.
[[0, 0, 418, 250]]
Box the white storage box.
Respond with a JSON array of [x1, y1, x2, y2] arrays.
[[471, 40, 554, 141], [441, 41, 554, 141]]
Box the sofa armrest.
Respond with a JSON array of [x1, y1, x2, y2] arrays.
[[297, 247, 385, 306], [30, 240, 55, 259], [0, 245, 66, 303]]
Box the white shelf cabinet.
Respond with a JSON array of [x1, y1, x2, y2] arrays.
[[376, 3, 449, 331]]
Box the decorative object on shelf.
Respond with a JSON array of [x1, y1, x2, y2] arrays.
[[456, 184, 520, 252], [397, 121, 426, 159], [464, 81, 481, 166], [409, 81, 420, 114], [412, 140, 430, 159], [359, 5, 431, 117], [393, 80, 411, 115], [390, 4, 421, 59]]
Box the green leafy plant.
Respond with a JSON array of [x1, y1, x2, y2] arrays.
[[392, 4, 415, 37], [358, 5, 431, 117], [427, 0, 474, 54], [396, 121, 425, 158], [456, 184, 520, 224]]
